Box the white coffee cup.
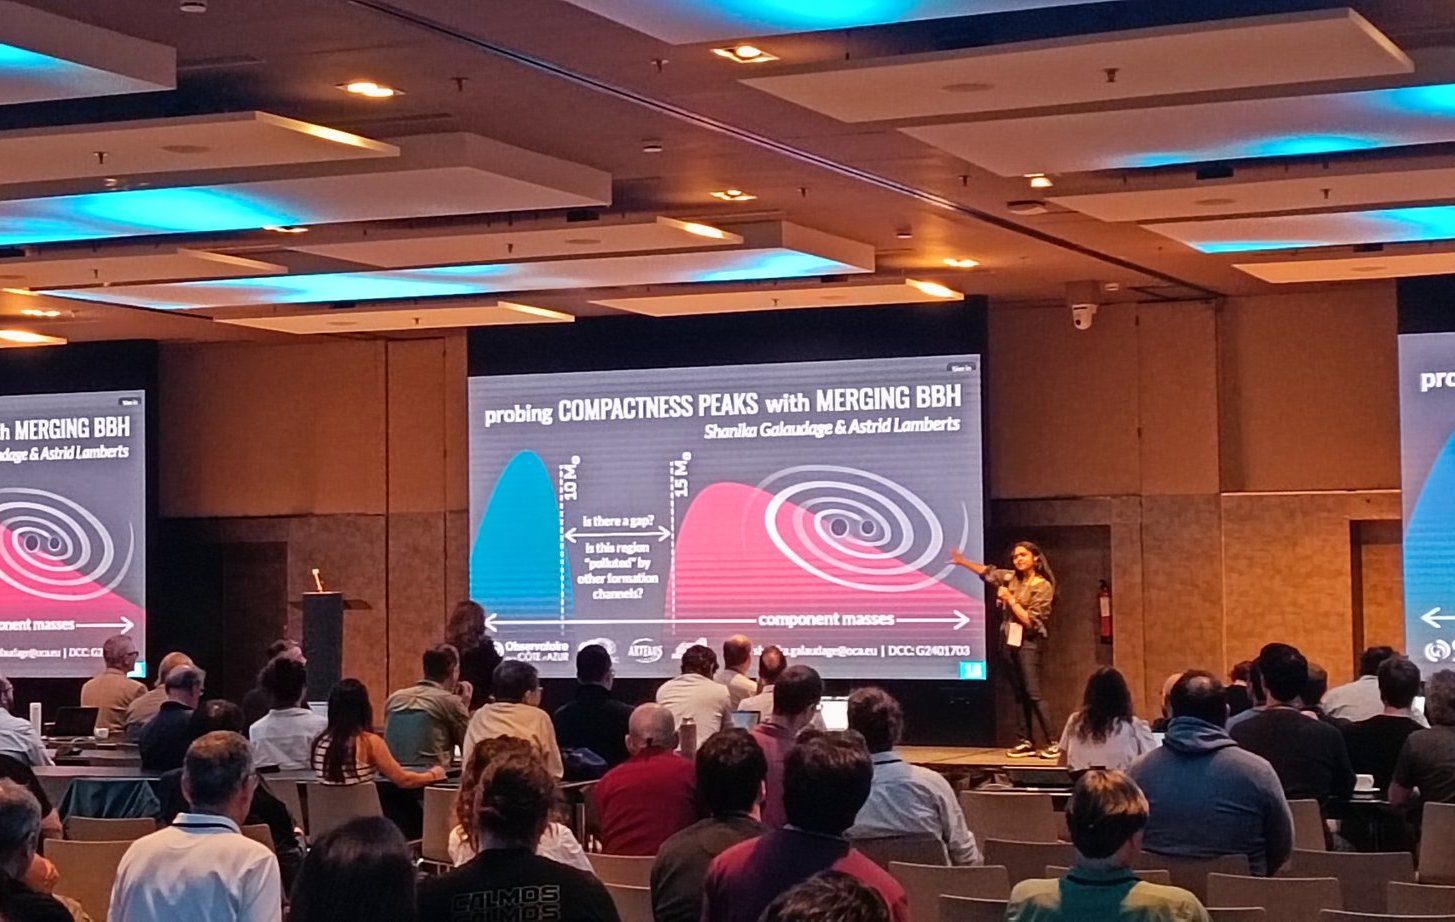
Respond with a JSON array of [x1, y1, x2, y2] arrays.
[[95, 727, 109, 740], [1355, 773, 1376, 792]]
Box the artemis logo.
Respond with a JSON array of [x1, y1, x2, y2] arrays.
[[628, 638, 663, 664], [579, 638, 618, 657], [1427, 639, 1452, 663]]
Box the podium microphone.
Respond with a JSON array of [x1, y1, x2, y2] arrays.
[[311, 568, 325, 592]]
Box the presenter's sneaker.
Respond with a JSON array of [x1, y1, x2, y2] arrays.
[[1006, 741, 1037, 758], [1037, 744, 1061, 760]]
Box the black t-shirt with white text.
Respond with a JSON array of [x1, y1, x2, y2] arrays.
[[418, 848, 619, 922]]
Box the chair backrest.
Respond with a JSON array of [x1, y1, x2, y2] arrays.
[[1206, 873, 1342, 917], [1282, 849, 1415, 914], [888, 863, 1010, 922], [1420, 803, 1455, 885], [1289, 799, 1328, 851], [1319, 913, 1455, 922], [983, 838, 1077, 886], [47, 838, 133, 922], [938, 895, 1009, 922], [1206, 909, 1267, 922], [1045, 865, 1172, 885], [241, 823, 274, 851], [64, 816, 156, 842], [303, 782, 382, 839], [1388, 881, 1455, 915], [422, 785, 456, 865], [1136, 852, 1253, 901], [587, 853, 654, 887], [852, 834, 949, 870], [604, 883, 653, 922], [263, 777, 305, 830], [959, 791, 1058, 843]]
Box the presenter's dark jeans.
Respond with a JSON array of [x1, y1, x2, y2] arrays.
[[1007, 638, 1054, 746]]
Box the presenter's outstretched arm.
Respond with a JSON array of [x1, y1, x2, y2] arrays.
[[948, 547, 990, 576]]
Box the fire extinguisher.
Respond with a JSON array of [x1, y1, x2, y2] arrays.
[[1098, 580, 1113, 644]]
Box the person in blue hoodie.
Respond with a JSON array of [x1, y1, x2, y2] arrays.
[[1128, 671, 1293, 876]]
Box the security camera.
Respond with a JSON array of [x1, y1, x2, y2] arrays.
[[1071, 302, 1098, 331], [1066, 281, 1102, 332]]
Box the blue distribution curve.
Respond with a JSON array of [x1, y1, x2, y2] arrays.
[[1405, 428, 1455, 665], [470, 451, 573, 618]]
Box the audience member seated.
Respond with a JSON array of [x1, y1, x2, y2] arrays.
[[1226, 661, 1254, 718], [844, 686, 979, 864], [760, 871, 891, 922], [1229, 645, 1354, 804], [738, 647, 826, 731], [0, 780, 70, 922], [448, 737, 589, 871], [714, 635, 757, 708], [657, 645, 734, 744], [702, 732, 908, 922], [0, 756, 61, 844], [139, 665, 206, 772], [247, 656, 326, 771], [1128, 671, 1293, 876], [1343, 655, 1424, 792], [462, 661, 564, 779], [447, 600, 501, 711], [1301, 663, 1341, 726], [240, 639, 304, 728], [0, 678, 49, 768], [552, 643, 633, 768], [1007, 770, 1210, 922], [1148, 672, 1182, 734], [123, 652, 194, 739], [289, 816, 417, 922], [1325, 646, 1428, 726], [418, 750, 617, 922], [111, 732, 282, 922], [1392, 668, 1455, 811], [1226, 645, 1295, 732], [652, 728, 767, 922], [594, 704, 700, 855], [311, 679, 445, 788], [384, 644, 470, 770], [1057, 666, 1156, 772], [79, 633, 144, 734], [753, 665, 823, 829]]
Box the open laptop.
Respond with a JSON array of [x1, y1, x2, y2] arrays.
[[818, 696, 850, 731], [50, 706, 98, 738], [730, 710, 761, 730]]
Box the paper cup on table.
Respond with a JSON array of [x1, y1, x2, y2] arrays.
[[28, 703, 40, 737], [1355, 773, 1376, 792], [95, 727, 109, 740]]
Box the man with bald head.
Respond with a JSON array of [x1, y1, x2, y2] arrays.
[[592, 703, 702, 855], [714, 636, 757, 708], [1128, 670, 1293, 875], [124, 652, 195, 738]]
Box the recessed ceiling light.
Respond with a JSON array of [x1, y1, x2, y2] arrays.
[[896, 227, 914, 240], [711, 189, 757, 202], [943, 258, 980, 269], [263, 225, 310, 234], [20, 308, 62, 318], [907, 279, 959, 299], [712, 44, 779, 64], [0, 330, 65, 348], [642, 140, 664, 154], [1025, 173, 1054, 189], [340, 81, 403, 99], [942, 82, 995, 93]]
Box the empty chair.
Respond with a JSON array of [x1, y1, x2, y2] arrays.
[[939, 895, 1009, 922], [983, 839, 1076, 886], [241, 823, 274, 851], [1207, 910, 1267, 922], [303, 782, 382, 839], [1388, 881, 1455, 915], [1206, 873, 1342, 919], [64, 816, 156, 842], [960, 791, 1058, 844], [265, 778, 305, 830], [1045, 865, 1172, 885], [46, 838, 133, 922], [1281, 849, 1415, 914], [421, 785, 456, 868], [888, 862, 1010, 922], [1290, 800, 1328, 852], [852, 833, 949, 869], [587, 853, 654, 887], [604, 883, 652, 922], [1319, 913, 1455, 922], [1420, 803, 1455, 885], [1136, 853, 1253, 902]]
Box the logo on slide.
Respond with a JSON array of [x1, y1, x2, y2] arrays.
[[578, 637, 618, 656], [629, 638, 664, 664], [0, 488, 134, 602], [1426, 639, 1452, 664]]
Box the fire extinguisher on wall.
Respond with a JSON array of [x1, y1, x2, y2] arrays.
[[1098, 580, 1113, 644]]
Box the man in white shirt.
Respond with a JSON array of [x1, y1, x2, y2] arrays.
[[1324, 646, 1429, 726], [713, 636, 757, 708], [462, 660, 564, 779], [247, 657, 326, 771], [111, 731, 282, 922], [0, 677, 49, 767], [656, 645, 733, 742], [845, 686, 980, 865]]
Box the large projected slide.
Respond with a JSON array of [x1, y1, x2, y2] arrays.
[[468, 355, 986, 679], [0, 391, 146, 677]]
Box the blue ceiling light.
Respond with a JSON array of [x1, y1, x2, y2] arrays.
[[1195, 240, 1331, 254], [0, 1, 175, 105], [1376, 83, 1455, 115], [1147, 204, 1455, 254], [1247, 135, 1383, 157], [0, 187, 303, 247], [695, 251, 856, 283]]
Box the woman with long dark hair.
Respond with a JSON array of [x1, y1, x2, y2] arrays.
[[951, 540, 1058, 758], [290, 815, 417, 922], [1058, 666, 1155, 772], [447, 600, 502, 710], [310, 679, 444, 787]]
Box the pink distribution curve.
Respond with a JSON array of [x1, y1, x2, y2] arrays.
[[0, 523, 142, 619]]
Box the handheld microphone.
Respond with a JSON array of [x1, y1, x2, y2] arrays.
[[311, 568, 325, 592]]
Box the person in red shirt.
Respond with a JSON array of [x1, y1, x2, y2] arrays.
[[593, 703, 700, 855], [702, 731, 909, 922], [751, 665, 823, 829]]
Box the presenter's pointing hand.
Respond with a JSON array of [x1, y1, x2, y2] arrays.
[[950, 548, 969, 567]]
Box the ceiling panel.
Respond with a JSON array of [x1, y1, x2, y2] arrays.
[[0, 112, 395, 186], [1144, 206, 1455, 253], [1234, 250, 1455, 283], [745, 10, 1407, 123], [0, 0, 174, 105], [0, 133, 612, 247], [558, 0, 1102, 44], [903, 81, 1455, 176], [217, 301, 573, 335], [0, 246, 286, 288], [595, 280, 960, 316]]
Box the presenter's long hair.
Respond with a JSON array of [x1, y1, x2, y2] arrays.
[[1012, 539, 1056, 589], [314, 678, 373, 783], [1073, 667, 1135, 744], [446, 599, 487, 652]]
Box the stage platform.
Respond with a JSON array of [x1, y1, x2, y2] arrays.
[[899, 745, 1059, 769]]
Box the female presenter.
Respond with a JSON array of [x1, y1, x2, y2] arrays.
[[950, 541, 1058, 758]]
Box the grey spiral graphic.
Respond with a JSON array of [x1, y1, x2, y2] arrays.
[[757, 465, 966, 593], [0, 487, 133, 602]]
